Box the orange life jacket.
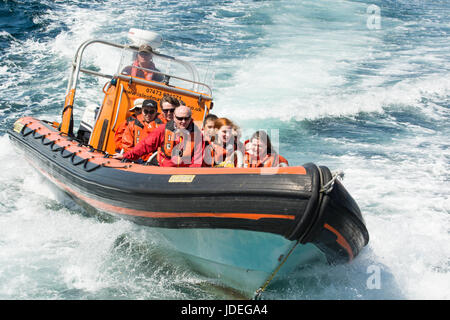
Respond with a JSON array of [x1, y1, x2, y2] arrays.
[[204, 141, 242, 167], [130, 61, 153, 81], [122, 114, 163, 160], [202, 141, 215, 167], [158, 121, 198, 166], [114, 115, 136, 152], [157, 113, 167, 124], [245, 153, 289, 168]]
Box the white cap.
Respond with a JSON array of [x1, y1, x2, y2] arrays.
[[129, 98, 144, 111]]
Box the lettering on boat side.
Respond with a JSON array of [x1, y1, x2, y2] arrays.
[[168, 174, 195, 183], [180, 303, 268, 318], [124, 86, 184, 103]]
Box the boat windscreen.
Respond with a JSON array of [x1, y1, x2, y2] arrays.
[[117, 47, 209, 94]]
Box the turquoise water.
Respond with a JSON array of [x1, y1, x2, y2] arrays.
[[0, 0, 449, 299]]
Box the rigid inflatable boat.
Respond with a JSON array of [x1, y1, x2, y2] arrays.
[[8, 30, 369, 298]]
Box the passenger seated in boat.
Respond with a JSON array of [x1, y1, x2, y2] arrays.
[[159, 95, 181, 124], [113, 105, 204, 167], [121, 44, 164, 82], [244, 130, 289, 168], [114, 98, 143, 152], [232, 123, 244, 158], [120, 99, 163, 161], [203, 118, 244, 168], [202, 113, 218, 144]]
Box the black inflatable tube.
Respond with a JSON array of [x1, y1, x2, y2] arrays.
[[285, 163, 323, 241], [302, 166, 369, 262], [8, 120, 369, 262]]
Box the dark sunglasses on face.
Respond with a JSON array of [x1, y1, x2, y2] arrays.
[[143, 109, 156, 115], [162, 108, 175, 114], [138, 52, 152, 58], [175, 115, 191, 121]]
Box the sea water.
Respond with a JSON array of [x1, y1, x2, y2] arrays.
[[0, 0, 448, 299]]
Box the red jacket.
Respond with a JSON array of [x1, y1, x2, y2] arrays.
[[123, 121, 204, 167]]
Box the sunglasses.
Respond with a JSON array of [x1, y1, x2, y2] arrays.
[[175, 116, 191, 121], [138, 52, 152, 58], [143, 109, 156, 115], [162, 108, 175, 114]]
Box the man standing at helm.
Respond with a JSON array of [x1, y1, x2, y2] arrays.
[[122, 44, 163, 82], [113, 105, 204, 167]]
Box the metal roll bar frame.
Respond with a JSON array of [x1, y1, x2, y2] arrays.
[[65, 39, 213, 109]]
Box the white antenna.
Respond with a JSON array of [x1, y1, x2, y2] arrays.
[[127, 28, 163, 49]]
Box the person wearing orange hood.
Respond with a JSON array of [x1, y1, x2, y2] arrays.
[[114, 98, 143, 152], [120, 99, 163, 161]]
